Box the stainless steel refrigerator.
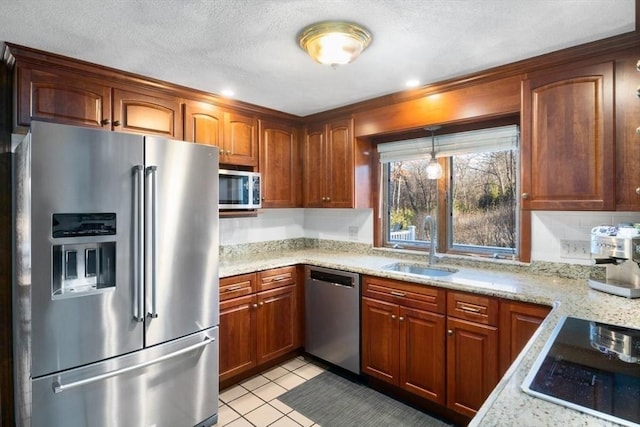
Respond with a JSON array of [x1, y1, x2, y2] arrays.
[[13, 121, 220, 427]]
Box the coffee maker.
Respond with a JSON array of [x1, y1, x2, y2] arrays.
[[588, 225, 640, 298]]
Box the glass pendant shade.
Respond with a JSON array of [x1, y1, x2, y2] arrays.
[[426, 156, 443, 179], [298, 21, 372, 66], [425, 125, 442, 180]]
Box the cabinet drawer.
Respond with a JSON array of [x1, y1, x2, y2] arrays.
[[447, 291, 498, 326], [362, 276, 445, 314], [257, 266, 296, 291], [220, 273, 256, 301]]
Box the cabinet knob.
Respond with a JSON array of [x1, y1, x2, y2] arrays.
[[112, 120, 121, 127], [326, 196, 331, 202], [447, 329, 453, 336], [259, 301, 264, 306], [636, 126, 640, 135], [399, 316, 404, 321], [636, 187, 640, 196], [100, 119, 111, 126], [226, 150, 232, 155], [391, 314, 396, 320], [252, 303, 258, 308], [521, 192, 530, 200]]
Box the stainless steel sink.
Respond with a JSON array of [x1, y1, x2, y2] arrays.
[[382, 262, 457, 277]]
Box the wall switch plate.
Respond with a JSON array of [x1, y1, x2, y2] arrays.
[[560, 239, 591, 260]]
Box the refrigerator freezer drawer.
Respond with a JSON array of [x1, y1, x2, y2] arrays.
[[30, 328, 218, 427]]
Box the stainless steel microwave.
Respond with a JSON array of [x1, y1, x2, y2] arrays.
[[219, 169, 261, 209]]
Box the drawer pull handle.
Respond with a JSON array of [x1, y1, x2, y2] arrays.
[[226, 285, 242, 292], [459, 305, 482, 313], [390, 291, 406, 297]]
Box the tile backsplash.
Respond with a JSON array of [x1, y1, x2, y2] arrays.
[[221, 209, 640, 265]]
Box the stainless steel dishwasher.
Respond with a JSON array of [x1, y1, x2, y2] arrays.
[[305, 265, 361, 374]]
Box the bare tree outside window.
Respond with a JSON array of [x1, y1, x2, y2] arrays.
[[385, 148, 516, 255]]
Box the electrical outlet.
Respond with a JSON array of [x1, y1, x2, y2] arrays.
[[348, 226, 359, 240], [560, 239, 591, 259]]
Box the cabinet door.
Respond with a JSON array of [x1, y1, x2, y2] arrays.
[[521, 61, 614, 210], [112, 88, 182, 139], [615, 52, 640, 210], [361, 297, 399, 384], [446, 317, 498, 417], [259, 120, 300, 208], [183, 99, 224, 147], [302, 123, 326, 207], [224, 112, 258, 166], [219, 294, 257, 382], [498, 300, 549, 376], [16, 66, 111, 129], [325, 118, 354, 208], [399, 306, 446, 404], [256, 285, 296, 365]]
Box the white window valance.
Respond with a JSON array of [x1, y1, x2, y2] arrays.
[[377, 124, 519, 163]]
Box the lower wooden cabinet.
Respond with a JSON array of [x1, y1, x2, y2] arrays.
[[446, 291, 499, 417], [219, 267, 299, 384], [361, 276, 446, 404], [446, 316, 498, 417], [361, 279, 550, 419], [498, 300, 550, 376]]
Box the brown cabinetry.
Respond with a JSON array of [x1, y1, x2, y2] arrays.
[[303, 117, 371, 208], [184, 101, 258, 167], [446, 291, 499, 418], [219, 267, 299, 384], [16, 63, 182, 138], [614, 51, 640, 210], [521, 61, 614, 210], [259, 120, 301, 207], [361, 276, 446, 404], [498, 299, 550, 376]]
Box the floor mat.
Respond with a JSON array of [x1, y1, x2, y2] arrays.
[[278, 370, 453, 427]]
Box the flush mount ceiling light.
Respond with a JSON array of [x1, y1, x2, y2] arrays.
[[297, 21, 372, 67], [425, 126, 443, 180]]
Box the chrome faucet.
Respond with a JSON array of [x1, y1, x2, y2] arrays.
[[423, 215, 436, 265]]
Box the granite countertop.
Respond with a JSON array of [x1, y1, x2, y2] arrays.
[[219, 244, 640, 427]]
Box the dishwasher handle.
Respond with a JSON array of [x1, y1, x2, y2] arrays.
[[309, 270, 355, 288]]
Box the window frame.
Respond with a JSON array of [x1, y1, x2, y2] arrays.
[[377, 124, 521, 260]]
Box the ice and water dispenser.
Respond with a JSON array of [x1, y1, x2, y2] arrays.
[[51, 213, 117, 299]]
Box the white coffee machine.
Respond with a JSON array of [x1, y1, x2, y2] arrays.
[[588, 225, 640, 298]]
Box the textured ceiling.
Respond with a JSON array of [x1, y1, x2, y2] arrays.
[[0, 0, 635, 117]]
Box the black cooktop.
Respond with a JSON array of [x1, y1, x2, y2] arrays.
[[522, 316, 640, 426]]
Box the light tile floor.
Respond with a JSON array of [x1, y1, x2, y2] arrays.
[[216, 356, 325, 427]]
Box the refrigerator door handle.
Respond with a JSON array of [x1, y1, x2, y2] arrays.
[[133, 165, 145, 322], [52, 336, 215, 394], [146, 165, 159, 318]]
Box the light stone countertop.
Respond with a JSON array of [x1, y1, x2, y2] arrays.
[[219, 245, 640, 427]]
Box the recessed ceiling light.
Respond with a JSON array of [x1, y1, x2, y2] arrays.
[[221, 89, 235, 97], [406, 79, 420, 88]]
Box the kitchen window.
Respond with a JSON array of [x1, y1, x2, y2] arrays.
[[378, 125, 519, 258]]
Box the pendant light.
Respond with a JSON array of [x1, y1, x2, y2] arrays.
[[425, 126, 442, 179]]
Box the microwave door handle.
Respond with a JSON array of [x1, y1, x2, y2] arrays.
[[133, 165, 145, 322], [146, 166, 158, 319]]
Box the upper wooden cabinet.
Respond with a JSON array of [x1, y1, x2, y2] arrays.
[[15, 63, 182, 139], [303, 117, 372, 208], [614, 51, 640, 211], [184, 101, 258, 167], [259, 120, 301, 208], [16, 66, 111, 129], [183, 99, 225, 147], [225, 111, 258, 166], [521, 61, 615, 210], [112, 87, 182, 139]]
